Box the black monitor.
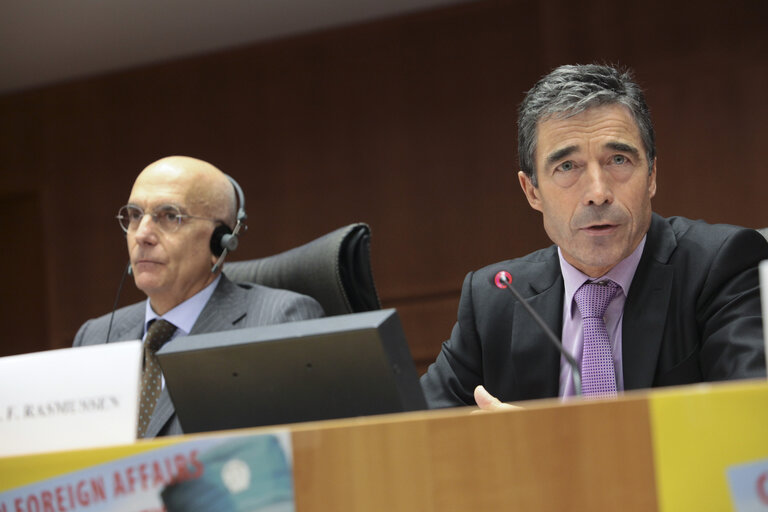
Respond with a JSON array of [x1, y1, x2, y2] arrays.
[[157, 309, 427, 433]]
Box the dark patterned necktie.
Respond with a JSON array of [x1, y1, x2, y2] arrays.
[[137, 319, 177, 438], [574, 280, 619, 397]]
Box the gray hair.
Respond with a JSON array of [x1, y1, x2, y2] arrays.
[[518, 64, 656, 186]]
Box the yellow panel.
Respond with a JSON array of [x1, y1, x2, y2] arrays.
[[649, 380, 768, 512], [0, 438, 181, 491]]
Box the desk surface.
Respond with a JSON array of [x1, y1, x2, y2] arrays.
[[1, 379, 767, 511]]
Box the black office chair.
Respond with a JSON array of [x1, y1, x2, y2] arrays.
[[223, 223, 382, 316]]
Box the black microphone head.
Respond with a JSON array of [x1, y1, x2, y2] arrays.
[[221, 233, 239, 252], [493, 270, 512, 289]]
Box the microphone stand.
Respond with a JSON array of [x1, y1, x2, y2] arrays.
[[497, 273, 582, 396]]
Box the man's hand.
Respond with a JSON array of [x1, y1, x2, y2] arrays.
[[473, 385, 520, 411]]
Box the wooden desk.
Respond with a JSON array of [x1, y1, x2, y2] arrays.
[[2, 380, 767, 511]]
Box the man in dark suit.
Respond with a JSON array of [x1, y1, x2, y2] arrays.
[[421, 64, 768, 409], [74, 156, 323, 437]]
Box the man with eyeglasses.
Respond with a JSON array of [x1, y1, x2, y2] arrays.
[[73, 156, 324, 437]]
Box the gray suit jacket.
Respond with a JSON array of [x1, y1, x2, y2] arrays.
[[421, 214, 768, 407], [73, 274, 324, 437]]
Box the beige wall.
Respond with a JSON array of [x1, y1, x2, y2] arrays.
[[1, 0, 766, 372]]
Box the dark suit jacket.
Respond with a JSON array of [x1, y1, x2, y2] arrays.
[[421, 214, 768, 408], [73, 274, 324, 436]]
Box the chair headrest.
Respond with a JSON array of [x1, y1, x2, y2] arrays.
[[223, 223, 381, 316]]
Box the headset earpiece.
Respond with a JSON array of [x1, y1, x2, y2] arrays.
[[210, 174, 247, 273], [210, 224, 233, 257]]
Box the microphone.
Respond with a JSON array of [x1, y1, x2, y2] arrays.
[[105, 262, 132, 343], [494, 270, 582, 396]]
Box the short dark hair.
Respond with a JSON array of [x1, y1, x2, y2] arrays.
[[518, 64, 656, 186]]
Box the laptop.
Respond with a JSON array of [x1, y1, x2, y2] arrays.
[[157, 309, 427, 433]]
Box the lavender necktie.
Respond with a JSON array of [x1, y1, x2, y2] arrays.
[[574, 280, 619, 397], [138, 319, 177, 438]]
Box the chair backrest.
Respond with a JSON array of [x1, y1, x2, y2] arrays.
[[758, 227, 768, 242], [223, 223, 382, 316]]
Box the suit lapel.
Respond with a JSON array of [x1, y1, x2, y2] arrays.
[[189, 275, 249, 335], [509, 260, 563, 399], [622, 214, 676, 390], [111, 304, 145, 342]]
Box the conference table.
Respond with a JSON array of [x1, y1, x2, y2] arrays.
[[1, 379, 766, 511]]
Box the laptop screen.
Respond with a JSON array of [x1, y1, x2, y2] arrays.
[[157, 309, 426, 433]]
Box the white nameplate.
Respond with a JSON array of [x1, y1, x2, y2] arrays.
[[0, 341, 142, 457]]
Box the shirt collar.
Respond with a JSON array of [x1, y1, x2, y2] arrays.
[[559, 234, 647, 320], [144, 274, 222, 337]]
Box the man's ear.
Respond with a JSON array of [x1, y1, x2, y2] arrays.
[[648, 158, 657, 199], [518, 171, 542, 212]]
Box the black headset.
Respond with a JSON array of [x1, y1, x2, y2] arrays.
[[210, 174, 247, 273]]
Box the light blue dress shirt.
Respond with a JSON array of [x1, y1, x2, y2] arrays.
[[142, 274, 222, 387]]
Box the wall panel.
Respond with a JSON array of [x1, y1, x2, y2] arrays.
[[0, 0, 766, 374]]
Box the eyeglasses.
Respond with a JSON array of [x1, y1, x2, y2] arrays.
[[116, 204, 216, 233]]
